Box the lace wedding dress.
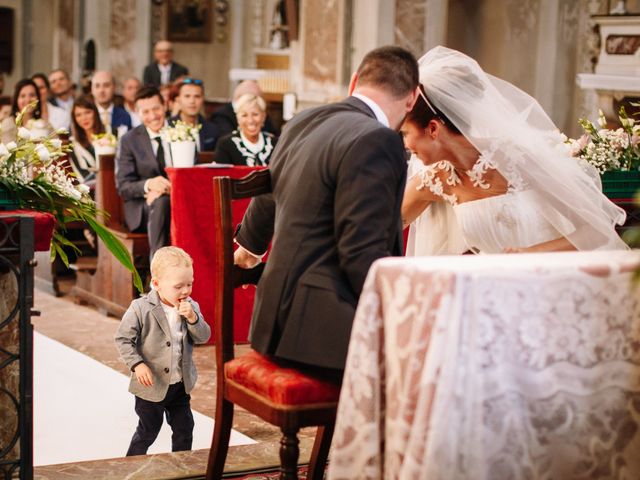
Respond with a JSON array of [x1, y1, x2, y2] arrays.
[[413, 157, 567, 254], [405, 156, 468, 256]]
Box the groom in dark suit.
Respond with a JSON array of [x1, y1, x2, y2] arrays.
[[234, 46, 419, 374], [116, 86, 172, 258]]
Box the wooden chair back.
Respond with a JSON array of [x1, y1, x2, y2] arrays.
[[206, 170, 339, 480], [212, 170, 270, 365]]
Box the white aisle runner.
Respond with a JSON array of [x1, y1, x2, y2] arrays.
[[34, 332, 255, 466]]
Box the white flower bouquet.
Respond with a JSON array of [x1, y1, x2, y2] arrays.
[[92, 132, 117, 147], [163, 120, 201, 167], [92, 132, 118, 156], [25, 118, 52, 140], [567, 107, 640, 174], [162, 120, 201, 143], [0, 102, 142, 291]]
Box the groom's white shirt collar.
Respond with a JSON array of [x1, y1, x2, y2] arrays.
[[351, 93, 389, 128]]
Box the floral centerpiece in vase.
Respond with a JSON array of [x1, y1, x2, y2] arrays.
[[163, 120, 201, 168], [0, 102, 142, 291], [567, 106, 640, 199], [92, 132, 117, 157]]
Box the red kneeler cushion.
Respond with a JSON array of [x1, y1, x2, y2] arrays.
[[225, 350, 341, 406]]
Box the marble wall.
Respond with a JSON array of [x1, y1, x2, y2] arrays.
[[394, 0, 426, 59], [0, 271, 21, 471], [297, 0, 348, 103], [108, 0, 137, 86], [445, 0, 604, 135]]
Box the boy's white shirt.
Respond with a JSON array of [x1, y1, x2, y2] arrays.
[[160, 302, 184, 384]]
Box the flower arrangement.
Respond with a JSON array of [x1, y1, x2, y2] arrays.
[[567, 106, 640, 174], [163, 120, 201, 143], [91, 132, 117, 148], [25, 118, 52, 140], [0, 102, 142, 291]]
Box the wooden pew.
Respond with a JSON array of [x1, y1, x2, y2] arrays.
[[71, 154, 149, 317], [197, 151, 215, 164]]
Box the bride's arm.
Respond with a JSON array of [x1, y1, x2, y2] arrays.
[[504, 236, 576, 253], [402, 172, 442, 227]]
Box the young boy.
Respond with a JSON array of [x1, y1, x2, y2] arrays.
[[115, 246, 211, 456]]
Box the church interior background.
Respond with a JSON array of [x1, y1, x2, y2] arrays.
[[2, 0, 640, 478], [2, 0, 639, 137]]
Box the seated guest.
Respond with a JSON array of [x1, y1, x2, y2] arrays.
[[214, 93, 277, 166], [122, 77, 142, 127], [1, 78, 49, 144], [91, 71, 132, 136], [69, 96, 106, 184], [209, 80, 279, 143], [143, 40, 189, 88], [0, 96, 11, 122], [116, 86, 171, 258], [169, 78, 219, 152], [48, 69, 75, 112], [31, 72, 71, 131]]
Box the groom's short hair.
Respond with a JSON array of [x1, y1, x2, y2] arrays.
[[356, 46, 419, 98]]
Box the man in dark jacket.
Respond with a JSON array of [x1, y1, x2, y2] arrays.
[[143, 41, 189, 88], [168, 78, 219, 152], [234, 46, 419, 374]]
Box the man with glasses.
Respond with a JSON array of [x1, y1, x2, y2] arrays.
[[143, 41, 189, 88], [169, 78, 219, 152]]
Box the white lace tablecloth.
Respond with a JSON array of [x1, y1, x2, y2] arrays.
[[328, 251, 640, 480]]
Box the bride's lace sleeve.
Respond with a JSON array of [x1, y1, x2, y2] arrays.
[[416, 160, 460, 205]]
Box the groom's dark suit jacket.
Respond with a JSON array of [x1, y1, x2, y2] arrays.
[[236, 96, 407, 370], [115, 125, 166, 232]]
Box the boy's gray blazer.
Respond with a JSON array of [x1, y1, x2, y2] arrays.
[[114, 290, 211, 402]]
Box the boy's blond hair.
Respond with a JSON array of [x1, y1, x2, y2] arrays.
[[150, 246, 193, 279]]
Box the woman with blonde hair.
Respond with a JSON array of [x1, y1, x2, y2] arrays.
[[214, 93, 277, 166]]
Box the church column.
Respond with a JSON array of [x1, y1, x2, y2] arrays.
[[424, 0, 448, 51]]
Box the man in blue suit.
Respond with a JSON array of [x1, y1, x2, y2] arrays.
[[168, 78, 219, 152], [116, 86, 171, 258], [92, 70, 132, 137]]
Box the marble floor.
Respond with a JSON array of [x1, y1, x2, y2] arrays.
[[31, 285, 318, 479]]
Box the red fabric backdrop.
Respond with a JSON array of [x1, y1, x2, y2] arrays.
[[167, 166, 262, 343], [0, 209, 56, 251]]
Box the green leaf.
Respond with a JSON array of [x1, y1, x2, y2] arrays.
[[52, 240, 70, 267], [85, 217, 144, 293]]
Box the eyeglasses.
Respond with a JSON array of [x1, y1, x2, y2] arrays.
[[183, 78, 203, 86]]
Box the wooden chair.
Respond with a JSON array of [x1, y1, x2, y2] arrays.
[[206, 170, 341, 480], [71, 153, 149, 316]]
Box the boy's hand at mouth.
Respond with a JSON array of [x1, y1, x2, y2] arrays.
[[178, 298, 197, 324]]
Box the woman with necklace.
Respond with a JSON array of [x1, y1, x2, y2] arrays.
[[214, 93, 277, 167]]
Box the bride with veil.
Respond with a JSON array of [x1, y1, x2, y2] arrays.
[[402, 46, 628, 254]]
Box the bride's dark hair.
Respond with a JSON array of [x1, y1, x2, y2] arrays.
[[406, 84, 461, 134]]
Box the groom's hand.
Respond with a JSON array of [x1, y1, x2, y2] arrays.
[[234, 245, 262, 269]]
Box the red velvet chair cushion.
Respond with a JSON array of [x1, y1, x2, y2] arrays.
[[225, 350, 341, 406]]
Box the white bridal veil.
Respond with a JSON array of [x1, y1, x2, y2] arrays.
[[417, 46, 628, 251]]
